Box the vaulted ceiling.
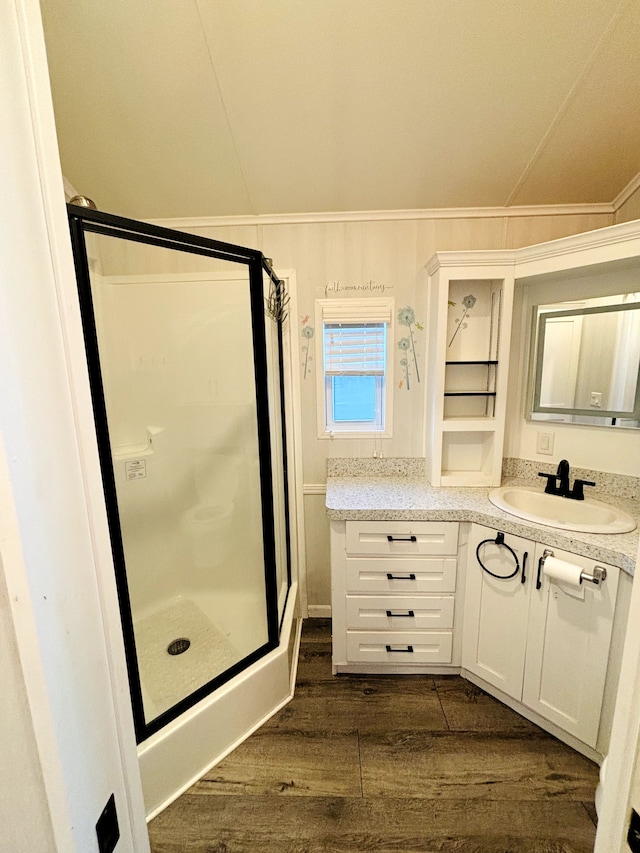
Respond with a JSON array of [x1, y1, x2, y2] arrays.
[[40, 0, 640, 220]]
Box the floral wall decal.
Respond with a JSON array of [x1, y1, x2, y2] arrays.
[[301, 318, 314, 379], [397, 305, 423, 390], [398, 336, 412, 390], [449, 293, 476, 347]]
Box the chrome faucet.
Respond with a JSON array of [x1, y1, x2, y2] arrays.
[[538, 459, 596, 501]]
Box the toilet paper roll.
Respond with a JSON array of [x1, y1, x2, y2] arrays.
[[542, 555, 583, 589]]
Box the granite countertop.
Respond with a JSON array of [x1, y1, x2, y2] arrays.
[[326, 475, 640, 575]]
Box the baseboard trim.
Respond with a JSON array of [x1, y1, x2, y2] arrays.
[[303, 484, 327, 495], [307, 605, 331, 618]]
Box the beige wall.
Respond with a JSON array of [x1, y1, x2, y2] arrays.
[[154, 210, 621, 610]]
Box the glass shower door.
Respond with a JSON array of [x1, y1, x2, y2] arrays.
[[68, 207, 287, 741], [263, 268, 291, 625]]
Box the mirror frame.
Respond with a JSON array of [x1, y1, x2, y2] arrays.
[[532, 301, 640, 420]]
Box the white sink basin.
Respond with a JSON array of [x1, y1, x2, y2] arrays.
[[488, 486, 637, 534]]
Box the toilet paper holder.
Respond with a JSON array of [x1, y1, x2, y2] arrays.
[[583, 565, 607, 585], [538, 549, 607, 588]]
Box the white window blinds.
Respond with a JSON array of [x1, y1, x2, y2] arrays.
[[320, 301, 393, 325], [323, 324, 386, 375]]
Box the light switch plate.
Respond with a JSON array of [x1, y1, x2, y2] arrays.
[[536, 431, 554, 456]]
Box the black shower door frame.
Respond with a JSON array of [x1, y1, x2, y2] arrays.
[[67, 204, 289, 742]]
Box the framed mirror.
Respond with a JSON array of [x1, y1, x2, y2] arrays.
[[530, 294, 640, 428]]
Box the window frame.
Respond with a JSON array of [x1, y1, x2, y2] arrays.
[[315, 298, 394, 439]]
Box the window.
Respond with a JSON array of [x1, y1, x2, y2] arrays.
[[315, 299, 394, 437]]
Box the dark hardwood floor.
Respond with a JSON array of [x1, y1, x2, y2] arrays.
[[148, 618, 598, 852]]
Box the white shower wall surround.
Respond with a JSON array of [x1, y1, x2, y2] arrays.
[[98, 272, 264, 616]]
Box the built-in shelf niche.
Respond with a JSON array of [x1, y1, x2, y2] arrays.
[[440, 430, 496, 486], [446, 280, 501, 361], [444, 360, 497, 419], [425, 258, 515, 488], [444, 279, 502, 420]]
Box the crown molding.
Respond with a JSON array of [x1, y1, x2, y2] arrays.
[[513, 217, 640, 266], [426, 250, 517, 274], [149, 203, 614, 230], [613, 170, 640, 211], [425, 219, 640, 277]]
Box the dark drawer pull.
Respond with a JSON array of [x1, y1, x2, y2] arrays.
[[387, 534, 417, 542], [386, 573, 416, 581], [386, 609, 415, 618], [386, 645, 414, 653]]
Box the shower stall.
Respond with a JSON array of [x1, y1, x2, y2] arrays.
[[68, 206, 297, 811]]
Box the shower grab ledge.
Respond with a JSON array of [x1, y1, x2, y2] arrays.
[[112, 426, 164, 459], [112, 443, 154, 459]]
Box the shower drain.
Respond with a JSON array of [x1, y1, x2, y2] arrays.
[[167, 637, 191, 656]]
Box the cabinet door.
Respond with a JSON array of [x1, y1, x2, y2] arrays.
[[523, 545, 619, 748], [462, 524, 533, 700]]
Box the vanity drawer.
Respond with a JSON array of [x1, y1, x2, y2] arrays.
[[346, 630, 453, 664], [345, 521, 458, 557], [345, 556, 457, 594], [346, 595, 455, 630]]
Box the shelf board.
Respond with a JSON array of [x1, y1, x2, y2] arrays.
[[445, 360, 498, 365], [441, 418, 497, 432], [444, 391, 496, 397]]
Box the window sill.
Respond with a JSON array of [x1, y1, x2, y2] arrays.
[[317, 430, 393, 440]]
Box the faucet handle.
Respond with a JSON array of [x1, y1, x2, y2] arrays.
[[538, 471, 558, 494], [571, 479, 596, 501]]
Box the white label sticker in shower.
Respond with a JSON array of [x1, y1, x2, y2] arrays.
[[125, 459, 147, 480]]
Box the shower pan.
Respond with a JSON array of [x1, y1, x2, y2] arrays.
[[67, 206, 295, 758]]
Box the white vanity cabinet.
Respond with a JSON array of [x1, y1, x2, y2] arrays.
[[463, 523, 620, 749], [330, 519, 460, 673]]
